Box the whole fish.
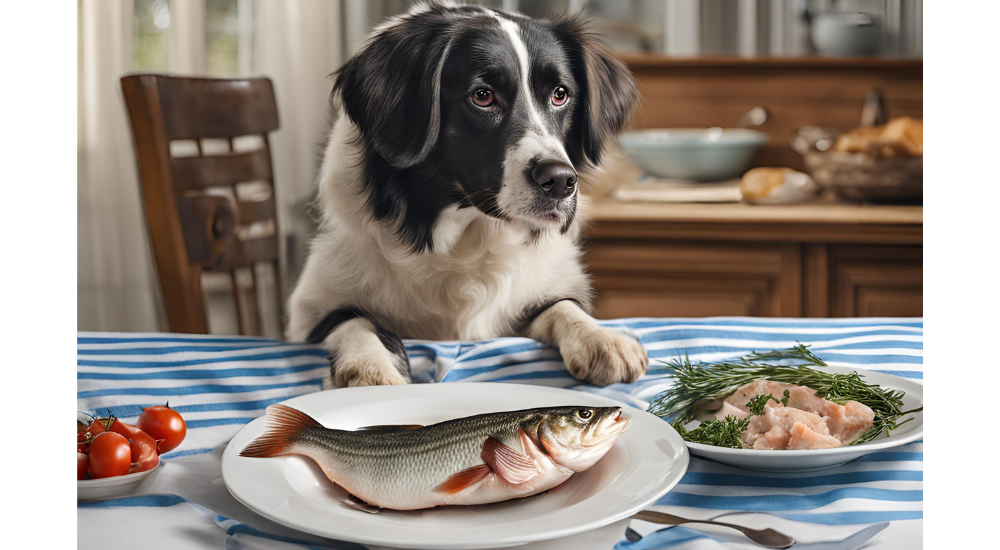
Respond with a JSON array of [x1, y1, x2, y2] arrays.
[[240, 404, 630, 511]]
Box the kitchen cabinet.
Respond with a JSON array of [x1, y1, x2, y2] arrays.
[[583, 199, 922, 319]]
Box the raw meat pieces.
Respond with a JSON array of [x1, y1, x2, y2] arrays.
[[717, 380, 874, 450]]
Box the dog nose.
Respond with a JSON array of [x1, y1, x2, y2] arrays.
[[532, 161, 577, 200]]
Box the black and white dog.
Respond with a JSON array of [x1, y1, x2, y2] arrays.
[[287, 2, 647, 388]]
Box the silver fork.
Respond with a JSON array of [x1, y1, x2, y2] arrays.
[[632, 510, 796, 549]]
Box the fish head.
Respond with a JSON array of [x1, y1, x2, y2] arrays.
[[536, 406, 630, 472]]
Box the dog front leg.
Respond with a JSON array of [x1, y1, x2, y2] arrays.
[[524, 300, 648, 386], [308, 308, 410, 389]]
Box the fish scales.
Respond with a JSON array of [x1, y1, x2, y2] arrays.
[[241, 405, 630, 511], [294, 413, 529, 500]]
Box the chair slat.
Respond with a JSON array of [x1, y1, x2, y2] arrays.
[[212, 234, 279, 272], [172, 149, 273, 191], [154, 77, 279, 139], [237, 194, 277, 224]]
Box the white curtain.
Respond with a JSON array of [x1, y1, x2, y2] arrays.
[[257, 0, 345, 286], [169, 0, 207, 74], [78, 0, 164, 332]]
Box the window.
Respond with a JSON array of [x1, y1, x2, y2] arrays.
[[133, 0, 169, 71], [132, 0, 259, 75], [206, 0, 258, 75]]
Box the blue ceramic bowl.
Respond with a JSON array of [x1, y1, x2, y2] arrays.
[[619, 128, 769, 182]]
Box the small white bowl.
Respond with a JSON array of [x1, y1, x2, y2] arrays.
[[77, 411, 161, 501], [78, 461, 161, 501]]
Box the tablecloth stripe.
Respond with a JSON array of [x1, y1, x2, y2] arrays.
[[78, 317, 922, 549]]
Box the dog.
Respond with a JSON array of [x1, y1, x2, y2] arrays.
[[286, 2, 647, 389]]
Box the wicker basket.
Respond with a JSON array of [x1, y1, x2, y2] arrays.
[[802, 151, 922, 203]]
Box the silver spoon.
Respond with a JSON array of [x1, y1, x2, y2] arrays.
[[632, 510, 796, 548]]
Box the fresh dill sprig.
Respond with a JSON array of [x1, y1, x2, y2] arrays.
[[647, 344, 922, 446], [676, 393, 781, 448], [675, 416, 747, 448]]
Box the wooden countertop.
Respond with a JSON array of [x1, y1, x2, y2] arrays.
[[582, 197, 923, 245], [585, 197, 922, 224]]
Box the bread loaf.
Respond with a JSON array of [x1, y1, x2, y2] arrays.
[[834, 116, 923, 157], [741, 167, 818, 204]]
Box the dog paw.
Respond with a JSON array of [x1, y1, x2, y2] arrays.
[[559, 327, 648, 386], [323, 355, 410, 389]]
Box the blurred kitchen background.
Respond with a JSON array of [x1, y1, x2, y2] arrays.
[[79, 0, 923, 336]]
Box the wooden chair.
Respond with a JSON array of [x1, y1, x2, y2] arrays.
[[121, 74, 283, 336]]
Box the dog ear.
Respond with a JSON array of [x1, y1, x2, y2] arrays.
[[550, 15, 639, 167], [334, 10, 453, 169]]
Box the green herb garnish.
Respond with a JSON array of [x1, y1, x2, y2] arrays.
[[677, 393, 781, 448], [648, 344, 922, 446], [746, 393, 781, 415], [675, 416, 747, 448]]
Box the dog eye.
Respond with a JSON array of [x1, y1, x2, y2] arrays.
[[551, 86, 569, 106], [577, 409, 592, 419], [472, 89, 494, 108]]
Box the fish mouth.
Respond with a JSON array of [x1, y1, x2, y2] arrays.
[[583, 408, 630, 448], [611, 413, 631, 433], [608, 409, 631, 434]]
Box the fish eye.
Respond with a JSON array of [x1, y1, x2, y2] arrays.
[[577, 409, 592, 419]]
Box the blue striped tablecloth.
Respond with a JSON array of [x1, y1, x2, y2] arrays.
[[77, 317, 922, 550]]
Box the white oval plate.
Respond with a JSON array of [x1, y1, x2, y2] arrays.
[[681, 366, 923, 471], [222, 383, 689, 549]]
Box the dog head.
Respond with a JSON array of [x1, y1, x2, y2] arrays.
[[334, 2, 637, 249]]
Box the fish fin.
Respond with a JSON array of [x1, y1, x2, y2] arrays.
[[356, 424, 424, 431], [240, 404, 322, 458], [433, 464, 491, 494], [342, 495, 380, 514], [481, 435, 537, 485]]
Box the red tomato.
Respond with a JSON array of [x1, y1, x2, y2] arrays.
[[87, 432, 131, 479], [128, 454, 159, 474], [105, 418, 158, 466], [136, 406, 186, 454], [77, 418, 106, 453], [77, 452, 89, 480]]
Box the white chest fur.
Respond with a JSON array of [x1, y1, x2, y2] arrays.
[[285, 118, 593, 342]]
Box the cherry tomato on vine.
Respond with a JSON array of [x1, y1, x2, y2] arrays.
[[136, 405, 186, 454], [87, 432, 131, 479], [105, 418, 159, 468], [77, 418, 106, 453]]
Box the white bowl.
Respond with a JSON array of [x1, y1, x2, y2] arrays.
[[222, 383, 690, 549], [77, 461, 161, 501], [77, 411, 162, 500], [619, 128, 768, 182], [679, 366, 923, 471]]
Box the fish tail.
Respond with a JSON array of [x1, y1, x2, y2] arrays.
[[240, 404, 322, 458]]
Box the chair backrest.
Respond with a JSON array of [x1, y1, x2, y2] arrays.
[[121, 74, 283, 335]]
